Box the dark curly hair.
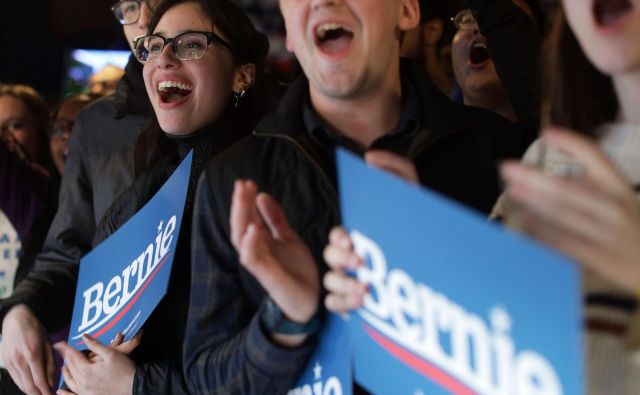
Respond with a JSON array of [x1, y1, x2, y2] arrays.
[[135, 0, 273, 175]]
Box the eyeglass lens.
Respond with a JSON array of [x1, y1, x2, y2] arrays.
[[136, 33, 210, 63], [113, 0, 159, 25], [454, 10, 477, 30]]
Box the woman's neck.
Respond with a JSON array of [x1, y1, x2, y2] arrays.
[[613, 70, 640, 124]]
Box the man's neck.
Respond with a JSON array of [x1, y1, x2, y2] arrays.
[[309, 70, 404, 150]]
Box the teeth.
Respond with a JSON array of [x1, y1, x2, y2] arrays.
[[472, 42, 487, 49], [316, 23, 351, 39], [158, 80, 193, 92]]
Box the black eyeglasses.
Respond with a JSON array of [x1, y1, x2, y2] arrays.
[[451, 9, 478, 31], [49, 119, 74, 140], [111, 0, 159, 25], [133, 31, 237, 63]]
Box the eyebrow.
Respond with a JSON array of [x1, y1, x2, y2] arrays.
[[151, 29, 207, 37]]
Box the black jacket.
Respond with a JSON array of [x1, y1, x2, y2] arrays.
[[184, 62, 533, 394]]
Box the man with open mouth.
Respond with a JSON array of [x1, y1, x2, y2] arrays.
[[184, 0, 537, 393]]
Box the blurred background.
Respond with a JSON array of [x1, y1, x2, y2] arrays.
[[0, 0, 294, 103]]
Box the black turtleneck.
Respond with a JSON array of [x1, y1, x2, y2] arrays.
[[163, 117, 237, 213]]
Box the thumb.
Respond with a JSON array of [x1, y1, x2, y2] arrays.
[[256, 193, 294, 240], [83, 334, 112, 359]]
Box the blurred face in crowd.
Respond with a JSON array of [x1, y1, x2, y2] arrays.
[[563, 0, 640, 76], [49, 99, 89, 174], [0, 95, 40, 159], [279, 0, 420, 102], [143, 2, 247, 135], [451, 10, 505, 107], [113, 0, 161, 51]]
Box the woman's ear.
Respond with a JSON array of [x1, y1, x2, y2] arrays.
[[233, 63, 256, 93]]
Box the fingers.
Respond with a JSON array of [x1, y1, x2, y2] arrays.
[[501, 162, 624, 243], [8, 355, 46, 395], [324, 227, 361, 270], [82, 335, 112, 360], [230, 180, 260, 248], [542, 128, 628, 193], [53, 342, 88, 380], [25, 347, 53, 395], [255, 193, 293, 240], [110, 333, 124, 347], [61, 365, 78, 394], [114, 331, 143, 355], [45, 343, 56, 389], [323, 271, 367, 314], [365, 150, 419, 185]]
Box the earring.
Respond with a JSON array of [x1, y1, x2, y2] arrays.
[[234, 89, 247, 109]]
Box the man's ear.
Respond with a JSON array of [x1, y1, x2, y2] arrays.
[[233, 63, 256, 93], [398, 0, 421, 32]]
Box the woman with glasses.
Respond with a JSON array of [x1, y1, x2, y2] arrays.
[[51, 1, 271, 394], [48, 94, 95, 175], [0, 84, 58, 395]]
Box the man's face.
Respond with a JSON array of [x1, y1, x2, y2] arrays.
[[115, 0, 161, 52], [279, 0, 419, 102]]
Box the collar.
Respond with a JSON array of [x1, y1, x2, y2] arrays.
[[302, 79, 420, 154]]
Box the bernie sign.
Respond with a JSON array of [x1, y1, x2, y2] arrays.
[[67, 151, 192, 349], [336, 149, 583, 395]]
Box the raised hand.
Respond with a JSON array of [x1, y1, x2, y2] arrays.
[[501, 127, 640, 293], [230, 180, 320, 344]]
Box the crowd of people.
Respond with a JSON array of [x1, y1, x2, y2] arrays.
[[0, 0, 638, 394]]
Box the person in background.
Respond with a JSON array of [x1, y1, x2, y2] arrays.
[[183, 0, 534, 393], [88, 65, 126, 97], [496, 0, 640, 392], [0, 83, 57, 395], [0, 1, 157, 394], [49, 0, 272, 394], [48, 94, 94, 175]]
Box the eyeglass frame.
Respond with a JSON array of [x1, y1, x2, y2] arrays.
[[48, 119, 74, 140], [133, 30, 240, 64], [450, 9, 478, 31], [111, 0, 157, 26]]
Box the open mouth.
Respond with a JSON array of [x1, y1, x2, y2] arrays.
[[469, 42, 491, 66], [158, 80, 194, 104], [593, 0, 634, 28], [314, 23, 354, 54]]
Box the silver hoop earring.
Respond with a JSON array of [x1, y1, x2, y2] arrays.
[[234, 89, 247, 109]]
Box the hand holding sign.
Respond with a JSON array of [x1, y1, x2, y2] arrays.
[[324, 151, 417, 315], [323, 226, 367, 314], [501, 128, 640, 293], [230, 180, 320, 345], [2, 304, 55, 395], [54, 335, 135, 395]]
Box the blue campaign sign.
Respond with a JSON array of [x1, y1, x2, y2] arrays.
[[66, 152, 192, 350], [336, 149, 583, 395], [289, 314, 352, 395]]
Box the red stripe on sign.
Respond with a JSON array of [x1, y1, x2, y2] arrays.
[[363, 323, 478, 395], [75, 252, 172, 345]]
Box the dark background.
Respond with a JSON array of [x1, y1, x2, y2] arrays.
[[0, 0, 127, 102], [0, 0, 290, 103]]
